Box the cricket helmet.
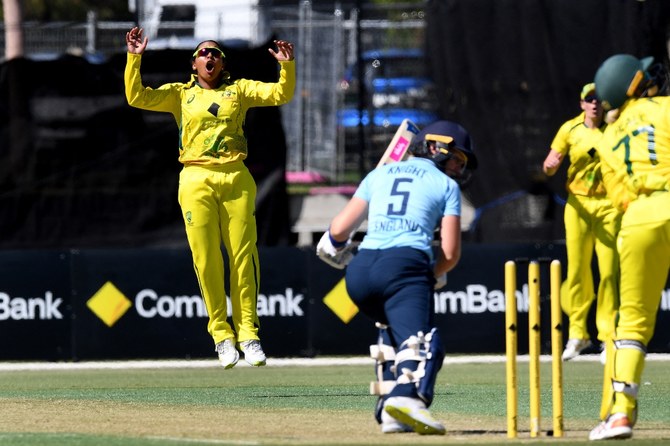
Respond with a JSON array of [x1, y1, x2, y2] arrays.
[[411, 120, 478, 170], [594, 54, 654, 110]]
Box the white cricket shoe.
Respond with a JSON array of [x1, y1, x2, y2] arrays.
[[380, 410, 413, 434], [215, 339, 239, 369], [240, 339, 267, 366], [384, 396, 446, 435], [589, 413, 633, 440], [562, 338, 592, 361]]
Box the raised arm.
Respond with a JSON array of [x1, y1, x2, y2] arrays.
[[268, 40, 295, 62], [126, 27, 148, 55]]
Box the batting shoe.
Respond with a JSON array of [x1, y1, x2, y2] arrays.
[[380, 410, 413, 434], [215, 339, 239, 369], [240, 339, 267, 366], [589, 413, 633, 440], [383, 396, 446, 435], [562, 338, 592, 361]]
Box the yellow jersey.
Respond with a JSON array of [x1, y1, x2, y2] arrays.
[[124, 53, 295, 165], [598, 96, 670, 217], [550, 112, 608, 197]]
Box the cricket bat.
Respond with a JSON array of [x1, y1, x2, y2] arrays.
[[322, 119, 421, 323], [375, 118, 420, 167]]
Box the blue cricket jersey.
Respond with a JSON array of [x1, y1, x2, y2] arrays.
[[354, 157, 461, 260]]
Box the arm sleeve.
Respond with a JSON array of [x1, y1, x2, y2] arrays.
[[353, 171, 373, 202], [237, 60, 296, 107], [124, 53, 181, 116], [598, 149, 630, 211], [444, 182, 462, 216], [550, 119, 573, 155]]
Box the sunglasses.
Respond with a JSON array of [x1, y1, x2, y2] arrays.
[[583, 95, 600, 103], [193, 47, 225, 59]]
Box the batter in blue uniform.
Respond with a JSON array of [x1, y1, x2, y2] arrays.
[[317, 121, 477, 435]]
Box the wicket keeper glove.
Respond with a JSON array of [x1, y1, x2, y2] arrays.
[[316, 230, 354, 270]]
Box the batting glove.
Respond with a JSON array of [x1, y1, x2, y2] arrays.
[[316, 230, 354, 270]]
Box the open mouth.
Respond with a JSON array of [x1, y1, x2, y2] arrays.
[[205, 61, 215, 73]]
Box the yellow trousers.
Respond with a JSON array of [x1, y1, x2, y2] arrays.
[[562, 194, 621, 342], [608, 194, 670, 418], [178, 162, 261, 346]]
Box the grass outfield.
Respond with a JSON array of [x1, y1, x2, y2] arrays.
[[0, 356, 669, 445]]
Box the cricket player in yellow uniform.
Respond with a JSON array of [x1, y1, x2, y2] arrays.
[[588, 54, 670, 440], [543, 83, 621, 361], [124, 27, 295, 369]]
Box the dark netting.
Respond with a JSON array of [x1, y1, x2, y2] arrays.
[[425, 0, 670, 242]]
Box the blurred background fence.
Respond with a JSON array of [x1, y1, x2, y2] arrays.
[[0, 1, 430, 185]]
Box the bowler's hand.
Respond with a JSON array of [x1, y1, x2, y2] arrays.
[[269, 40, 294, 61], [126, 27, 148, 55]]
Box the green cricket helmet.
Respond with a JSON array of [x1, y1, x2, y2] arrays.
[[594, 54, 654, 110]]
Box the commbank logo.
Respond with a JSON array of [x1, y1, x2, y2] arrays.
[[86, 281, 132, 327], [84, 282, 305, 327]]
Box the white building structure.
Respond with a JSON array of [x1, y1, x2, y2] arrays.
[[131, 0, 271, 48]]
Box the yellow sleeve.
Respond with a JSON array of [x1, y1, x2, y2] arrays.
[[550, 114, 582, 155], [124, 53, 182, 117], [599, 151, 631, 211], [599, 98, 670, 211], [236, 60, 296, 107]]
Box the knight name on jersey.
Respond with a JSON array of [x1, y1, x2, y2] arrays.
[[386, 164, 428, 178]]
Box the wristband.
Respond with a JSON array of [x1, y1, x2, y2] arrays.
[[328, 231, 347, 248]]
